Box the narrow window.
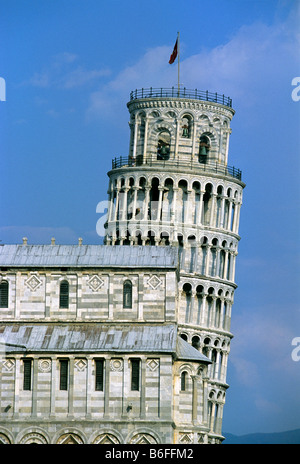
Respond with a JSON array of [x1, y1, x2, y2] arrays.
[[95, 359, 104, 391], [180, 371, 187, 391], [23, 359, 32, 391], [157, 130, 170, 160], [123, 280, 132, 309], [59, 280, 69, 308], [59, 359, 69, 390], [131, 359, 140, 391], [199, 135, 210, 163], [0, 280, 8, 308]]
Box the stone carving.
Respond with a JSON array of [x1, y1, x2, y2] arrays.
[[38, 359, 51, 373], [25, 273, 42, 292], [179, 432, 193, 443], [129, 433, 157, 444], [56, 433, 83, 444], [146, 359, 159, 371], [87, 275, 104, 292], [75, 359, 87, 372], [93, 433, 120, 444], [0, 433, 11, 444], [147, 275, 162, 290], [20, 432, 48, 444], [110, 359, 123, 372], [2, 359, 15, 372]]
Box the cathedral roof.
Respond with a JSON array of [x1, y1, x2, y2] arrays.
[[0, 323, 210, 363], [0, 244, 178, 269], [0, 323, 177, 353], [175, 336, 211, 363]]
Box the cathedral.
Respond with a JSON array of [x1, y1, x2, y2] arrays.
[[0, 87, 245, 444]]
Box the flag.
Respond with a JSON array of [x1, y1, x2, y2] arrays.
[[169, 38, 178, 64]]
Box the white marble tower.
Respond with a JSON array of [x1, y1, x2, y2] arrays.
[[105, 87, 245, 441]]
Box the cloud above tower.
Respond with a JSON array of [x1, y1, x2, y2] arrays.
[[86, 4, 299, 120]]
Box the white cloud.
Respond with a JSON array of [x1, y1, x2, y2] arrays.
[[26, 53, 111, 90], [230, 307, 298, 382], [86, 6, 300, 120]]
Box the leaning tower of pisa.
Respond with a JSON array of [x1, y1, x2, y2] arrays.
[[105, 87, 245, 442]]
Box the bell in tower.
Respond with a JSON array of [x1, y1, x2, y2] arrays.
[[199, 135, 210, 163]]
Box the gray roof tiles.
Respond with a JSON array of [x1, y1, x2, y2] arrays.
[[0, 323, 210, 363], [0, 323, 176, 353], [0, 244, 178, 269]]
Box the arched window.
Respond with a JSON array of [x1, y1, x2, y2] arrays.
[[123, 280, 132, 308], [0, 280, 8, 308], [59, 280, 69, 309], [192, 335, 201, 350], [131, 358, 140, 391], [157, 130, 170, 160], [23, 359, 32, 391], [180, 371, 188, 391], [180, 333, 188, 341], [181, 115, 192, 138], [199, 135, 210, 163]]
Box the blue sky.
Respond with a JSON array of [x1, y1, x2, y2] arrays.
[[0, 0, 299, 436]]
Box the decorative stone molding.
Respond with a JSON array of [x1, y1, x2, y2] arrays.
[[38, 359, 51, 373], [110, 359, 123, 372], [20, 432, 48, 444], [146, 359, 159, 371], [147, 275, 162, 290], [87, 274, 104, 292], [179, 432, 193, 444], [129, 433, 157, 444], [2, 359, 15, 372], [56, 433, 84, 444], [0, 433, 11, 444], [75, 359, 87, 372], [93, 433, 120, 444], [25, 273, 42, 292]]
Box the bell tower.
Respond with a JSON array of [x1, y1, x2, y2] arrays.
[[105, 87, 245, 442]]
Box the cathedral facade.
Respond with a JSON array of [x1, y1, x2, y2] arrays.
[[0, 88, 245, 444]]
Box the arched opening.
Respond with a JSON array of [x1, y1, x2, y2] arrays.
[[196, 285, 203, 325], [210, 238, 218, 276], [199, 135, 210, 163], [180, 371, 188, 391], [178, 180, 188, 223], [0, 280, 9, 308], [202, 183, 213, 225], [192, 181, 201, 224], [123, 280, 132, 308], [188, 235, 196, 273], [215, 297, 221, 327], [136, 177, 146, 219], [160, 231, 170, 246], [59, 280, 69, 309], [146, 230, 156, 246], [150, 177, 159, 220], [157, 130, 170, 160], [216, 185, 223, 227], [181, 115, 192, 138], [123, 230, 131, 245], [203, 337, 211, 357], [162, 178, 174, 221], [206, 288, 214, 326], [183, 283, 192, 323], [192, 335, 201, 350], [135, 230, 143, 245]]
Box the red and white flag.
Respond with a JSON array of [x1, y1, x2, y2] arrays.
[[169, 38, 178, 64]]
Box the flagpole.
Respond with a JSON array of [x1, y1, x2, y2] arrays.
[[177, 31, 180, 97]]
